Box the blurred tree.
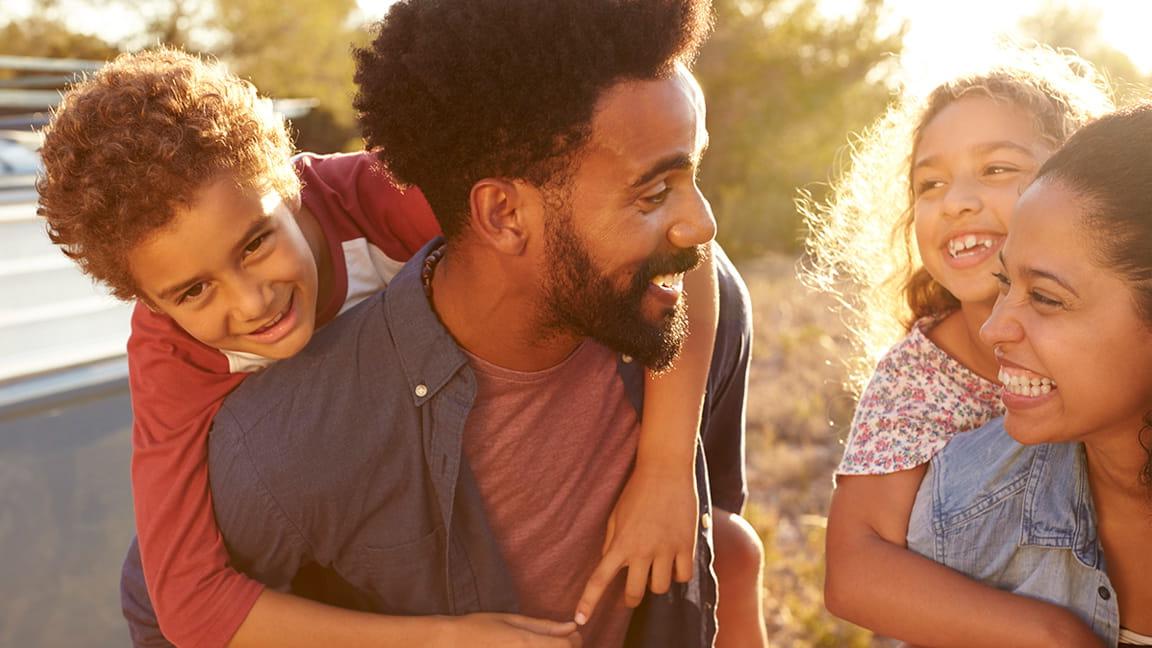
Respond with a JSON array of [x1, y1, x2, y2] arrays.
[[213, 0, 366, 152], [1019, 3, 1150, 106], [696, 0, 903, 257], [0, 4, 119, 62]]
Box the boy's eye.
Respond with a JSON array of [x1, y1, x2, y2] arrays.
[[244, 234, 268, 256], [178, 282, 206, 304]]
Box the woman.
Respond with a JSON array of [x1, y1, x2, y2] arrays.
[[906, 104, 1152, 647]]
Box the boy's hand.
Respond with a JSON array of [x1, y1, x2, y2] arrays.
[[574, 463, 698, 625], [444, 613, 582, 647]]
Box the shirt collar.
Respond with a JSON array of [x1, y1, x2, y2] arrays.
[[1020, 441, 1101, 569], [384, 238, 470, 406], [385, 237, 647, 409]]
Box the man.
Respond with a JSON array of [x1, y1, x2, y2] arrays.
[[123, 0, 764, 645]]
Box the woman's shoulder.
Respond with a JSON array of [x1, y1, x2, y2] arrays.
[[924, 421, 1081, 524]]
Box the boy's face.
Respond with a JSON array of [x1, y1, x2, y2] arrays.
[[127, 177, 321, 359]]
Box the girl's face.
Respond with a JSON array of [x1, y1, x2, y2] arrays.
[[911, 95, 1053, 309], [980, 179, 1152, 446]]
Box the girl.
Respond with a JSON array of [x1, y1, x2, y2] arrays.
[[802, 45, 1114, 646], [38, 48, 750, 647]]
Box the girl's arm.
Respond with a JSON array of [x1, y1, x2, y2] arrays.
[[574, 248, 718, 623], [826, 469, 1105, 648]]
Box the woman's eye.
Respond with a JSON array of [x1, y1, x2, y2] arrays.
[[992, 271, 1010, 294], [1030, 290, 1063, 308]]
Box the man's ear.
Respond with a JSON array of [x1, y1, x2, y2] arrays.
[[467, 178, 531, 255]]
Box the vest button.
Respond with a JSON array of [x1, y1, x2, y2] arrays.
[[1098, 586, 1111, 600], [621, 354, 633, 364], [415, 384, 429, 398]]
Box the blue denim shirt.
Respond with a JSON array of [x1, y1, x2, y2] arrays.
[[121, 239, 753, 647], [907, 418, 1120, 645]]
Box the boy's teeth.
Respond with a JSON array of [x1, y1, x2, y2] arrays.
[[997, 368, 1057, 396]]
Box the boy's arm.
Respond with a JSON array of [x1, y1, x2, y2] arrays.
[[232, 591, 580, 648], [575, 248, 718, 622], [826, 470, 1105, 648]]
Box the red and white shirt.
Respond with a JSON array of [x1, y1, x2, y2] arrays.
[[128, 152, 441, 647]]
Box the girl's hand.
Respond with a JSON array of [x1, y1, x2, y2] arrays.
[[573, 462, 698, 624]]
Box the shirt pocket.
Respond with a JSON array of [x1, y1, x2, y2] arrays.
[[339, 525, 449, 615]]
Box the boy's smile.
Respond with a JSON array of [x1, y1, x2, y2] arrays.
[[127, 176, 322, 360]]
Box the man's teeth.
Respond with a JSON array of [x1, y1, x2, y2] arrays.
[[948, 235, 995, 257], [651, 273, 684, 289], [998, 369, 1056, 397]]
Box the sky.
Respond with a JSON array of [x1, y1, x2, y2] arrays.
[[4, 0, 1152, 76]]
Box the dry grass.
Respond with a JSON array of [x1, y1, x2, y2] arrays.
[[738, 253, 895, 647]]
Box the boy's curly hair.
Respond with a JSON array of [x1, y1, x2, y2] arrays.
[[353, 0, 713, 240], [799, 44, 1114, 396], [37, 47, 299, 301]]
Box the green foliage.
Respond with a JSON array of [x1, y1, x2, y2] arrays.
[[695, 0, 903, 258], [213, 0, 366, 152], [1018, 3, 1151, 107], [0, 16, 118, 62]]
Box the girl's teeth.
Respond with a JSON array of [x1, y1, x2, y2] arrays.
[[948, 236, 996, 256]]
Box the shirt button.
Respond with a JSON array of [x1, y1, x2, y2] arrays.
[[415, 384, 429, 398], [701, 512, 712, 529], [621, 354, 633, 363], [1098, 586, 1111, 600]]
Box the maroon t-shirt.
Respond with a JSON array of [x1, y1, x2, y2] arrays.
[[463, 340, 639, 647]]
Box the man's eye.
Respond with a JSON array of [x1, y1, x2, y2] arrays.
[[643, 186, 673, 206]]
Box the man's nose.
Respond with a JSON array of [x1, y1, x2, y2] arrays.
[[668, 191, 717, 249]]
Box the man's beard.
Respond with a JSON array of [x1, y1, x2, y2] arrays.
[[539, 205, 706, 372]]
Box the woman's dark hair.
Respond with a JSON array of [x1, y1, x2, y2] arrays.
[[1034, 103, 1152, 488], [353, 0, 713, 239]]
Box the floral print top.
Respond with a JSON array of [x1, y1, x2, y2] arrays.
[[837, 318, 1004, 475]]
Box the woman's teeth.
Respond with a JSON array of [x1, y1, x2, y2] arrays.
[[998, 368, 1056, 397], [651, 273, 684, 289], [948, 235, 995, 257]]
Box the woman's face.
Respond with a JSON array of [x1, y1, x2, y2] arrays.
[[980, 178, 1152, 446], [911, 95, 1053, 309]]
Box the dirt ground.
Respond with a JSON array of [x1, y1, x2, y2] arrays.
[[737, 253, 896, 647]]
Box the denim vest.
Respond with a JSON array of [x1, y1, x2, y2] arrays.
[[907, 418, 1120, 645]]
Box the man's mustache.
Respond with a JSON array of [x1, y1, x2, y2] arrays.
[[634, 244, 710, 290]]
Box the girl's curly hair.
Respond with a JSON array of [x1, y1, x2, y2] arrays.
[[37, 47, 299, 301], [799, 44, 1114, 395]]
